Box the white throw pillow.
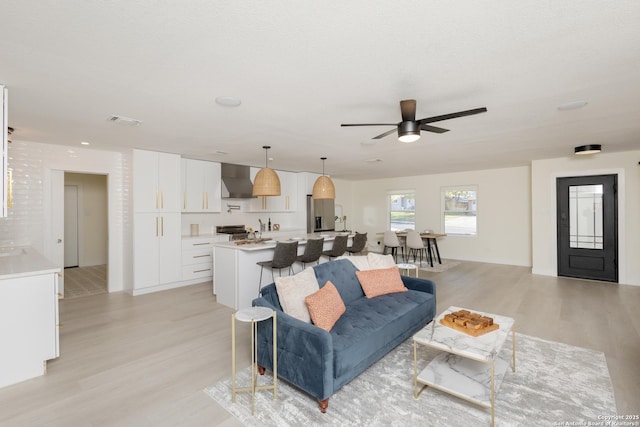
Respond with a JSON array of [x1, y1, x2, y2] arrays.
[[367, 252, 397, 269], [335, 255, 371, 271], [274, 267, 319, 323]]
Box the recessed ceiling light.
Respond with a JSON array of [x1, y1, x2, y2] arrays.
[[365, 158, 383, 163], [574, 144, 601, 155], [558, 100, 588, 111], [80, 141, 90, 146], [215, 96, 242, 107], [215, 150, 228, 155]]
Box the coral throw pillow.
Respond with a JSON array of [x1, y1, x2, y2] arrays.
[[355, 266, 408, 298], [305, 281, 346, 332]]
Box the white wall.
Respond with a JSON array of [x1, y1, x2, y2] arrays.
[[341, 166, 532, 266], [0, 140, 125, 292], [64, 173, 108, 267], [531, 150, 640, 286]]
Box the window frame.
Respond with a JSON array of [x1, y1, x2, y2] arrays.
[[441, 185, 478, 237], [387, 190, 416, 231]]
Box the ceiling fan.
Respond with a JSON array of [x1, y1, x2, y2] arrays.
[[341, 99, 487, 143]]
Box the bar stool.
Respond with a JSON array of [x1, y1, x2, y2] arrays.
[[296, 237, 324, 269], [231, 306, 277, 415], [257, 241, 298, 296], [321, 234, 348, 260], [346, 232, 368, 255], [383, 230, 404, 263]]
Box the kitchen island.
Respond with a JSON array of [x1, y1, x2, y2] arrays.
[[0, 246, 60, 388], [213, 233, 350, 310]]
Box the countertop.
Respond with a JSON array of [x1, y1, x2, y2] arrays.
[[212, 232, 352, 252], [0, 246, 60, 280]]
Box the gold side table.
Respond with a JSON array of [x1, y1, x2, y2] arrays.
[[231, 306, 277, 415], [397, 263, 418, 277]]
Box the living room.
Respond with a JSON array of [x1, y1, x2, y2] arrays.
[[1, 1, 639, 425]]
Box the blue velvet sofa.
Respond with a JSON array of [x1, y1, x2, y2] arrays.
[[252, 259, 436, 413]]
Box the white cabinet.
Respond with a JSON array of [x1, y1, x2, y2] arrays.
[[181, 237, 216, 281], [181, 159, 222, 212], [249, 167, 298, 212], [0, 271, 59, 388], [132, 149, 182, 293], [133, 149, 181, 213], [133, 212, 182, 289]]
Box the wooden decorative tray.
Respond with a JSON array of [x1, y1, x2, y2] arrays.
[[440, 309, 499, 337]]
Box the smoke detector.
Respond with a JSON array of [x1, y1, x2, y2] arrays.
[[108, 115, 142, 126]]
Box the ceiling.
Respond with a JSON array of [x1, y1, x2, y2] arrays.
[[2, 1, 640, 180]]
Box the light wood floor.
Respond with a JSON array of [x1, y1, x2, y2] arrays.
[[0, 262, 638, 426]]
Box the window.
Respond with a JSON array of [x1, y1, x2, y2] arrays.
[[389, 192, 415, 231], [442, 186, 477, 235]]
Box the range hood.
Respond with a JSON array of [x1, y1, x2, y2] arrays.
[[221, 163, 255, 199]]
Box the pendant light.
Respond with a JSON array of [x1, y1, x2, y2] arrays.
[[253, 146, 281, 196], [312, 157, 336, 199]]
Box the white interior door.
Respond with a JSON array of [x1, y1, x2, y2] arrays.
[[64, 185, 79, 268]]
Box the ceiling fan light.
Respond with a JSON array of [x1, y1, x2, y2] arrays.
[[253, 145, 281, 196], [398, 121, 420, 143], [574, 144, 602, 155]]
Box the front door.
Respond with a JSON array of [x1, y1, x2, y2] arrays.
[[556, 175, 618, 282]]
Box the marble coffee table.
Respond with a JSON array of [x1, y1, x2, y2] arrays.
[[413, 306, 516, 427]]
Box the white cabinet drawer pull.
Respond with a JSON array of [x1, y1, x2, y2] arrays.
[[194, 268, 211, 273], [193, 254, 211, 258], [192, 242, 210, 246]]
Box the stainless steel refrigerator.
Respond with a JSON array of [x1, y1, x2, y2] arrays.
[[306, 195, 335, 233]]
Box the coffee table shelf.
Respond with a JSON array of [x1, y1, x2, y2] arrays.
[[413, 306, 515, 427]]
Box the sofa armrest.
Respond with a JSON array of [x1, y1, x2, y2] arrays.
[[253, 298, 334, 401], [402, 276, 436, 297]]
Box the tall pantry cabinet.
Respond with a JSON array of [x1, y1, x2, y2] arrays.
[[132, 149, 182, 293]]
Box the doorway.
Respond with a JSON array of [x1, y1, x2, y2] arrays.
[[64, 185, 79, 268], [556, 174, 618, 282]]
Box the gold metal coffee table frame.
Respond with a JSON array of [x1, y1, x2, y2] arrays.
[[231, 306, 277, 415], [413, 306, 516, 427]]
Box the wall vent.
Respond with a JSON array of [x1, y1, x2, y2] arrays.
[[108, 115, 142, 126]]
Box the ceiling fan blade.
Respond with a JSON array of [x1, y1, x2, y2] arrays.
[[372, 128, 398, 139], [400, 99, 416, 122], [341, 123, 398, 127], [420, 124, 450, 134], [418, 107, 487, 125]]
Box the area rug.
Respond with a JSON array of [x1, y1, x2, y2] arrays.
[[204, 334, 616, 426], [418, 259, 460, 273]]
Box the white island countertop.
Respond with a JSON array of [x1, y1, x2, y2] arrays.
[[212, 232, 352, 252], [0, 246, 60, 280]]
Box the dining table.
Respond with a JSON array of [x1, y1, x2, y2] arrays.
[[376, 231, 446, 267]]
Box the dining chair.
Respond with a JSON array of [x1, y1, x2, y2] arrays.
[[321, 234, 348, 260], [383, 230, 404, 263], [406, 230, 428, 265], [296, 237, 324, 269], [346, 232, 367, 256], [257, 241, 299, 296]]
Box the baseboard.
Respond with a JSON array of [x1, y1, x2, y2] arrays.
[[131, 276, 212, 296]]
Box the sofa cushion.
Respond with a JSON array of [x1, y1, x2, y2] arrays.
[[274, 267, 319, 323], [313, 259, 365, 305], [305, 281, 346, 332], [355, 266, 408, 298], [367, 252, 396, 269], [330, 290, 435, 379], [335, 255, 371, 271]]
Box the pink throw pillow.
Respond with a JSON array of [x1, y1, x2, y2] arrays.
[[305, 281, 346, 332], [355, 266, 408, 298]]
